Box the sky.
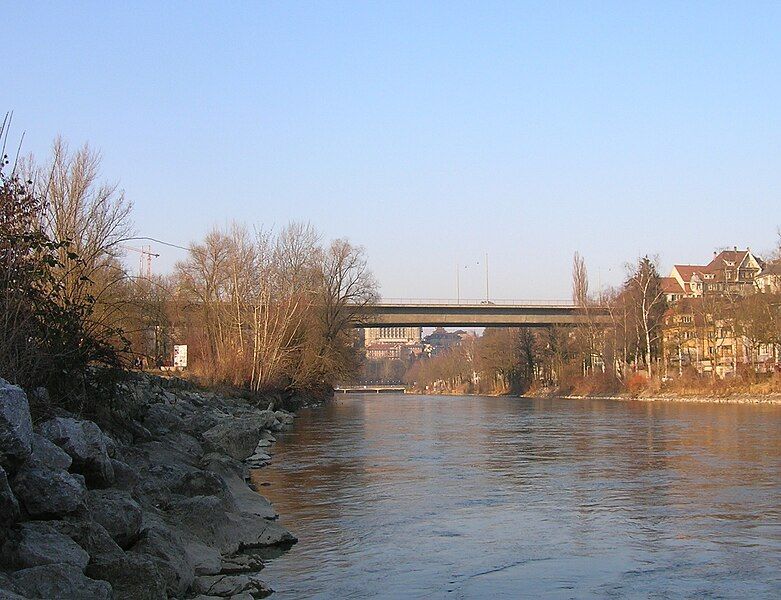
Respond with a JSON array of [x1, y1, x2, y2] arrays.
[[4, 1, 780, 300]]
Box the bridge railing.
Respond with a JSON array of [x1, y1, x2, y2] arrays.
[[375, 298, 577, 307]]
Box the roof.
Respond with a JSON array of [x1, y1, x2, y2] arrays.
[[661, 277, 685, 294], [671, 265, 705, 281], [704, 249, 765, 276], [757, 262, 781, 277]]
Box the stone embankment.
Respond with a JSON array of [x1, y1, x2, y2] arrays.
[[0, 374, 301, 599]]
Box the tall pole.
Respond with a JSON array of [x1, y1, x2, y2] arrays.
[[456, 263, 460, 304], [485, 252, 489, 302]]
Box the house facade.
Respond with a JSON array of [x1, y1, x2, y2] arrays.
[[663, 247, 778, 377]]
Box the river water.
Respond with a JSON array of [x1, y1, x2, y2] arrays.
[[251, 394, 781, 599]]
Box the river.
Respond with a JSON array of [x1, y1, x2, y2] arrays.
[[251, 394, 781, 599]]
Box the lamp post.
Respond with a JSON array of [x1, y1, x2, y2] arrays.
[[485, 252, 489, 302]]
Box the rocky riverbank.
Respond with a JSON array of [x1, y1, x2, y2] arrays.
[[0, 373, 306, 599]]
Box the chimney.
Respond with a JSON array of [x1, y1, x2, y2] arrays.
[[734, 246, 738, 252]]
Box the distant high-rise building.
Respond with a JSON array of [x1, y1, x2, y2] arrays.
[[364, 327, 422, 345]]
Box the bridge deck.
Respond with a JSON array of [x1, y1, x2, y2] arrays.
[[354, 301, 610, 328]]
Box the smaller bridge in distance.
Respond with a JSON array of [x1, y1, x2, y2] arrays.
[[335, 385, 408, 394], [354, 298, 611, 328]]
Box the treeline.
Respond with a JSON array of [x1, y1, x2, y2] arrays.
[[0, 121, 376, 414], [405, 252, 781, 396], [163, 222, 376, 396]]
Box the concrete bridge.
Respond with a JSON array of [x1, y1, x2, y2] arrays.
[[354, 299, 611, 328]]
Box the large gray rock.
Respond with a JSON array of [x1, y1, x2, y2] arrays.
[[0, 379, 33, 469], [110, 458, 138, 490], [86, 553, 166, 600], [273, 410, 294, 425], [172, 469, 233, 505], [168, 495, 295, 554], [38, 416, 115, 487], [143, 402, 186, 435], [11, 465, 86, 517], [0, 465, 20, 525], [1, 521, 90, 570], [183, 411, 221, 437], [202, 419, 263, 461], [86, 489, 142, 549], [10, 563, 111, 599], [193, 573, 273, 598], [30, 432, 72, 470], [131, 523, 195, 597], [219, 553, 264, 574], [48, 517, 124, 565]]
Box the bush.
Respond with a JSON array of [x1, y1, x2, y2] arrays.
[[0, 154, 126, 414], [626, 372, 649, 396]]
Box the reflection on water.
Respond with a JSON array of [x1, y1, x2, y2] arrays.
[[251, 395, 781, 599]]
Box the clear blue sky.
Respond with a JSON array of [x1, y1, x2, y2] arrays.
[[5, 1, 780, 299]]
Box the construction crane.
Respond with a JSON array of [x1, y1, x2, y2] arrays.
[[121, 244, 160, 278]]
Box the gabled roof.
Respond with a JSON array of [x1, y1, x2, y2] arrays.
[[671, 265, 705, 281], [660, 277, 685, 294], [702, 249, 765, 282]]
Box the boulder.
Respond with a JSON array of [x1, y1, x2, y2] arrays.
[[143, 402, 186, 435], [246, 450, 271, 469], [236, 517, 297, 550], [0, 465, 20, 525], [131, 523, 195, 597], [186, 539, 223, 576], [172, 469, 234, 507], [1, 521, 90, 570], [10, 563, 111, 600], [202, 419, 263, 461], [168, 495, 234, 549], [273, 410, 294, 425], [37, 417, 115, 487], [219, 553, 264, 574], [11, 465, 86, 517], [110, 458, 139, 490], [193, 573, 273, 598], [86, 553, 166, 600], [0, 586, 26, 599], [30, 432, 72, 470], [169, 493, 295, 553], [49, 517, 124, 565], [86, 489, 142, 549], [0, 379, 33, 469]]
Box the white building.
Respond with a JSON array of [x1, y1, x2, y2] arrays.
[[364, 327, 422, 345]]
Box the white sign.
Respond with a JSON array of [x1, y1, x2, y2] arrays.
[[173, 345, 188, 368]]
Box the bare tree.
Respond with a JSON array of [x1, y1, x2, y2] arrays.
[[624, 256, 667, 377], [320, 239, 378, 341], [572, 252, 588, 307]]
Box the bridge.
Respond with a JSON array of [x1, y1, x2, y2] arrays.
[[354, 299, 611, 328], [334, 385, 408, 394]]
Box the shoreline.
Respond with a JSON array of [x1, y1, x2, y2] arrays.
[[403, 388, 781, 405], [0, 372, 309, 599]]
